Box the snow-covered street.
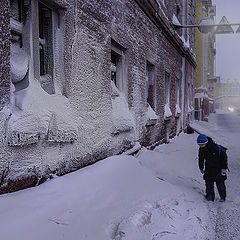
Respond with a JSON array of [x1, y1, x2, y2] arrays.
[[194, 110, 240, 240], [0, 110, 239, 240]]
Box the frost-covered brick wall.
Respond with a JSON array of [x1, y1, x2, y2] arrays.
[[0, 0, 196, 194], [0, 1, 10, 110]]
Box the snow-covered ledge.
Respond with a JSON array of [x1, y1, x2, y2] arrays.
[[172, 14, 181, 27], [11, 43, 29, 84], [10, 18, 23, 35], [111, 82, 135, 135], [188, 106, 194, 113], [8, 81, 78, 146], [146, 104, 159, 126], [175, 104, 181, 117], [164, 104, 172, 120]]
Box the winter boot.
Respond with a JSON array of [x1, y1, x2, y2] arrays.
[[205, 194, 214, 201]]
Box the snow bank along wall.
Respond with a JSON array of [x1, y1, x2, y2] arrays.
[[0, 0, 196, 193]]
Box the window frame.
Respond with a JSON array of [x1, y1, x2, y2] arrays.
[[176, 77, 180, 106], [38, 2, 54, 77], [111, 41, 127, 94], [146, 61, 155, 110], [164, 71, 170, 106]]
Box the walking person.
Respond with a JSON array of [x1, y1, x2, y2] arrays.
[[197, 134, 228, 202]]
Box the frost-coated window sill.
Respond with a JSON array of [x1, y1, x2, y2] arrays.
[[111, 81, 135, 136], [175, 104, 181, 117], [111, 81, 120, 99], [164, 104, 172, 120], [146, 105, 159, 126], [187, 106, 194, 113]]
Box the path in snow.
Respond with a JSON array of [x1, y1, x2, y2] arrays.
[[107, 194, 211, 240], [105, 132, 216, 240]]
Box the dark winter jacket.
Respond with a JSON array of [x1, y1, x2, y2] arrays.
[[198, 137, 228, 181]]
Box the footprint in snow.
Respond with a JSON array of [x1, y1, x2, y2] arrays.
[[152, 231, 176, 240], [131, 210, 152, 227], [48, 217, 69, 226]]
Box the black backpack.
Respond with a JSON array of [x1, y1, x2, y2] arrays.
[[218, 145, 229, 171]]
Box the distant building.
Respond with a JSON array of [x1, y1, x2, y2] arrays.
[[195, 0, 216, 121], [0, 0, 196, 193]]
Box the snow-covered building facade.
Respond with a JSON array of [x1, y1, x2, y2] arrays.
[[194, 0, 216, 121], [0, 0, 196, 193]]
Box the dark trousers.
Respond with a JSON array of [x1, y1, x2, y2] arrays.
[[205, 180, 226, 201]]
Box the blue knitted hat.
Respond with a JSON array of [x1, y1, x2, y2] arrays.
[[197, 134, 208, 145]]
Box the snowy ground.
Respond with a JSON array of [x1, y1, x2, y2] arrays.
[[0, 118, 227, 240]]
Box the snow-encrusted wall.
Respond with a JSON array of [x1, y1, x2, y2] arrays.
[[0, 1, 10, 110], [0, 0, 196, 193]]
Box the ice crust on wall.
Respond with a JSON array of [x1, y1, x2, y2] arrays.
[[164, 104, 173, 119], [180, 35, 190, 50], [146, 105, 159, 126], [0, 107, 12, 146], [10, 43, 29, 84], [175, 104, 181, 116], [7, 80, 77, 146], [111, 81, 135, 135], [0, 80, 79, 188], [172, 14, 181, 26]]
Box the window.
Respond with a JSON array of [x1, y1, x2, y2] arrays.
[[111, 51, 119, 87], [165, 72, 170, 105], [175, 77, 181, 116], [110, 41, 133, 134], [38, 2, 55, 94], [10, 0, 63, 94], [39, 3, 53, 77], [10, 0, 26, 26], [111, 41, 126, 93], [188, 83, 192, 111], [176, 78, 180, 106], [146, 62, 155, 109], [191, 84, 194, 108], [10, 0, 24, 48], [164, 72, 172, 120], [146, 62, 158, 125]]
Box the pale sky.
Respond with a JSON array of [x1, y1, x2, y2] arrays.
[[212, 0, 240, 82]]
